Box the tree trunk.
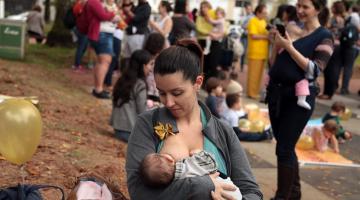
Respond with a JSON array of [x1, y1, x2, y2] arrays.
[[46, 0, 73, 47], [44, 0, 51, 23]]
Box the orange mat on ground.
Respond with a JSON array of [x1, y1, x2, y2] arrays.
[[296, 148, 353, 164]]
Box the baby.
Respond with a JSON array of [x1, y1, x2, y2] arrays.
[[312, 119, 340, 153], [140, 150, 242, 200], [204, 7, 226, 55]]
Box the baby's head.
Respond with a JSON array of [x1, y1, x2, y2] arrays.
[[330, 101, 345, 115], [226, 93, 242, 111], [140, 153, 175, 187], [206, 77, 223, 96], [215, 7, 225, 19], [322, 120, 338, 139]]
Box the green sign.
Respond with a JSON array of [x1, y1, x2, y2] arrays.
[[0, 19, 25, 59], [0, 24, 22, 47]]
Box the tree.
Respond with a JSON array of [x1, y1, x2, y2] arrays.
[[44, 0, 51, 22], [46, 0, 73, 47]]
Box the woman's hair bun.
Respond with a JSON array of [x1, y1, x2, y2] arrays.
[[176, 39, 204, 73]]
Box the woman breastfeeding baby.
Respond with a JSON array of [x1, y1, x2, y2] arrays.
[[125, 39, 262, 200]]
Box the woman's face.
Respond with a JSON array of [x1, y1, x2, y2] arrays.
[[143, 59, 155, 77], [201, 4, 210, 14], [159, 4, 165, 14], [155, 72, 202, 118], [257, 7, 268, 20], [296, 0, 320, 23]]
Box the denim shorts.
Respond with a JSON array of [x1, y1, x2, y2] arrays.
[[90, 32, 114, 55]]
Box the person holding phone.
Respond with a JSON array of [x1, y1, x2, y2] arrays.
[[270, 23, 312, 110], [267, 0, 334, 199]]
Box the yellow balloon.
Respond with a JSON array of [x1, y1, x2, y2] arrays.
[[296, 136, 314, 150], [249, 120, 265, 133], [0, 99, 42, 165], [340, 108, 352, 121], [238, 119, 251, 131]]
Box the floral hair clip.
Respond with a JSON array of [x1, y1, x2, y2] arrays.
[[154, 122, 175, 140]]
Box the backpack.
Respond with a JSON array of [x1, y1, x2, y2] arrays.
[[0, 184, 64, 200], [339, 17, 359, 47], [63, 7, 76, 29]]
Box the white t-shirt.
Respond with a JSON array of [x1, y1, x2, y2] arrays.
[[222, 108, 246, 127]]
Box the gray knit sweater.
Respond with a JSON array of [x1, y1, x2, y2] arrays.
[[126, 102, 263, 200], [110, 79, 147, 132]]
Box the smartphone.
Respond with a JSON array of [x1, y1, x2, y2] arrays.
[[276, 24, 286, 37]]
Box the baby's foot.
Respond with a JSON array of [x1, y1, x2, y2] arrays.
[[297, 96, 311, 110], [203, 48, 210, 55]]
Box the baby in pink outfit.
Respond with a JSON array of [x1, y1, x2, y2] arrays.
[[265, 76, 311, 110], [295, 79, 311, 110]]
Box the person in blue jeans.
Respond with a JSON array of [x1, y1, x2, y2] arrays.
[[104, 35, 121, 89], [73, 27, 89, 71]]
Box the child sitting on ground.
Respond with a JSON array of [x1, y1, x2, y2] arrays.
[[312, 120, 340, 153], [222, 93, 271, 141], [140, 150, 242, 200], [203, 7, 226, 55], [321, 101, 352, 143], [205, 77, 224, 118]]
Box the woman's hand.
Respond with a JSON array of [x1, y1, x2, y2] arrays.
[[274, 31, 293, 50], [209, 173, 237, 200]]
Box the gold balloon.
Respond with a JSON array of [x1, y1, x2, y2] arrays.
[[249, 120, 265, 132], [296, 136, 315, 150], [0, 99, 42, 165], [340, 108, 352, 121], [238, 119, 251, 131]]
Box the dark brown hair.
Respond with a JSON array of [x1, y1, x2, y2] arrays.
[[200, 1, 212, 16], [323, 119, 338, 135], [311, 0, 330, 26], [226, 93, 241, 108], [32, 4, 42, 12], [254, 4, 266, 15], [139, 154, 175, 187], [331, 101, 346, 113], [154, 39, 204, 83], [205, 77, 221, 93]]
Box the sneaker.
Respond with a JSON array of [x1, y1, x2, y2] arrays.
[[72, 65, 86, 73], [92, 89, 110, 99]]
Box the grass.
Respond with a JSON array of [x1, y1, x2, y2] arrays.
[[24, 22, 75, 70], [25, 43, 74, 70]]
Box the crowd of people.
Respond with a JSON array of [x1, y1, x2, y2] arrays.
[[24, 0, 359, 199]]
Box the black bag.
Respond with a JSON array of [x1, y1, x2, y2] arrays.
[[339, 17, 359, 47], [63, 7, 76, 29], [0, 184, 64, 200]]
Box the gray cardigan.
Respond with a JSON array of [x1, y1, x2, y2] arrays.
[[126, 102, 263, 200], [26, 11, 45, 36], [110, 79, 147, 132]]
